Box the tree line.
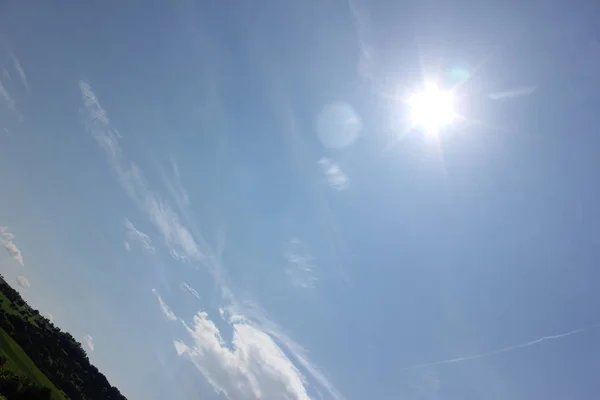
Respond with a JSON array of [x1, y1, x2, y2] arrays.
[[0, 278, 127, 400]]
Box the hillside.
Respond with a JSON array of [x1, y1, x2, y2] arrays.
[[0, 276, 126, 400]]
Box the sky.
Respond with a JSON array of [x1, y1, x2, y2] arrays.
[[1, 1, 600, 399]]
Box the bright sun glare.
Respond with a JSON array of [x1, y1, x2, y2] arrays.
[[408, 82, 455, 135]]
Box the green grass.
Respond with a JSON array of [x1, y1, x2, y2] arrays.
[[0, 327, 68, 400], [0, 292, 68, 400]]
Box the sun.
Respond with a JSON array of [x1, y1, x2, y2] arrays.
[[407, 82, 456, 135]]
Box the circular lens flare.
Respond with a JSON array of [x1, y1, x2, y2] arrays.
[[408, 82, 455, 135]]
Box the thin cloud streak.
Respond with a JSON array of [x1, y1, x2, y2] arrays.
[[79, 80, 203, 264], [285, 238, 317, 289], [11, 53, 29, 92], [169, 157, 190, 207], [0, 80, 18, 117], [407, 327, 588, 370], [488, 86, 537, 100], [347, 0, 376, 81], [155, 153, 217, 271], [181, 282, 201, 300], [152, 289, 177, 321], [125, 219, 155, 254]]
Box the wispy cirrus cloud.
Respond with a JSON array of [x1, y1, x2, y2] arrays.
[[152, 289, 177, 321], [318, 158, 349, 191], [83, 334, 95, 353], [79, 81, 203, 264], [168, 157, 190, 207], [174, 311, 311, 400], [0, 80, 18, 117], [124, 218, 155, 254], [80, 80, 344, 400], [16, 275, 30, 289], [0, 226, 24, 267], [285, 238, 317, 289], [347, 0, 375, 80], [181, 282, 201, 300], [10, 53, 28, 92]]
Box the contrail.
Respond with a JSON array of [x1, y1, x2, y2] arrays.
[[407, 327, 587, 370]]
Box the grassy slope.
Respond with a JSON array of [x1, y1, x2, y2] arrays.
[[0, 293, 68, 400], [0, 292, 43, 328]]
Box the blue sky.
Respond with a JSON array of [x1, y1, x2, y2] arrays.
[[2, 0, 600, 399]]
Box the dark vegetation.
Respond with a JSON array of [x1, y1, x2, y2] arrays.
[[0, 354, 52, 399], [0, 276, 126, 399]]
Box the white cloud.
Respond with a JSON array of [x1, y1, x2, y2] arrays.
[[175, 311, 311, 400], [79, 81, 204, 264], [3, 242, 24, 267], [83, 334, 95, 353], [44, 313, 54, 323], [285, 239, 317, 289], [174, 301, 344, 400], [10, 53, 28, 92], [16, 275, 30, 289], [124, 218, 155, 254], [181, 282, 201, 300], [124, 241, 131, 252], [231, 304, 345, 400], [152, 289, 177, 321], [318, 158, 349, 191], [174, 340, 187, 356], [0, 226, 24, 267]]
